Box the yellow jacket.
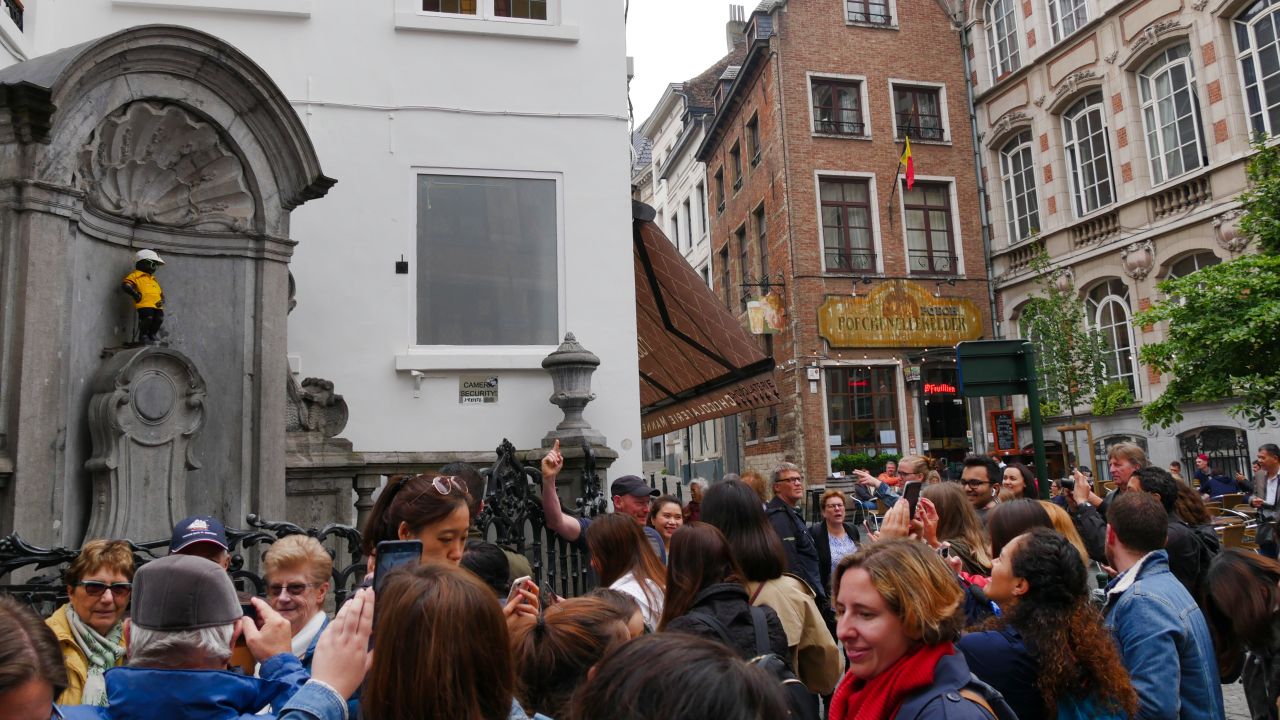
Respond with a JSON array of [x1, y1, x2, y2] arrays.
[[45, 604, 127, 706], [122, 270, 164, 309]]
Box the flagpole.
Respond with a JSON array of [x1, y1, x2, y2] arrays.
[[887, 135, 908, 233]]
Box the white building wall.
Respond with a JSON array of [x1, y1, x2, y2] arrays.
[[19, 0, 639, 469]]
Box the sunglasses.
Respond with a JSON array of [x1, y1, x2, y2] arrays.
[[75, 580, 132, 597], [266, 582, 319, 598]]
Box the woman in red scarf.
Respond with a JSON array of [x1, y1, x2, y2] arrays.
[[830, 540, 1016, 720]]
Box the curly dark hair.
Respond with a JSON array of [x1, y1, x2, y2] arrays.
[[987, 528, 1138, 716]]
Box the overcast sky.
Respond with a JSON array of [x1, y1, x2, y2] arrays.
[[626, 0, 735, 129]]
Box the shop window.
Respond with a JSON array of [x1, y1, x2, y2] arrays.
[[826, 366, 901, 456], [920, 366, 968, 452]]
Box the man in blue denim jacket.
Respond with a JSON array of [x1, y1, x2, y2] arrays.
[[1102, 491, 1224, 720]]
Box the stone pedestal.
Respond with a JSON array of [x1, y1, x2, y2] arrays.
[[525, 442, 617, 516], [84, 347, 206, 541]]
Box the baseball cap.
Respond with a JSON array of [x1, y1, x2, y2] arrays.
[[169, 515, 229, 554], [1197, 453, 1209, 462], [610, 475, 660, 499], [131, 554, 242, 630]]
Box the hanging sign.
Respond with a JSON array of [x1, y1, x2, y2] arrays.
[[817, 280, 982, 348], [747, 291, 785, 334]]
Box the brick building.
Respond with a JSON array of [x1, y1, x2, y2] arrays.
[[695, 0, 995, 485]]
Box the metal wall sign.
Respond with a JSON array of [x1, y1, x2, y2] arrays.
[[459, 375, 499, 404], [817, 280, 982, 348]]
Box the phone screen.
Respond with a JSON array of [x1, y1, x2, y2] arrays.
[[902, 480, 923, 520], [374, 540, 423, 593]]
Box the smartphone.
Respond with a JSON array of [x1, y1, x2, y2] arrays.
[[507, 575, 534, 606], [374, 540, 423, 593], [239, 601, 259, 625], [863, 519, 875, 536], [540, 580, 558, 609], [902, 480, 923, 520]]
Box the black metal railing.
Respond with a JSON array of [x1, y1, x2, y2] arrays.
[[826, 250, 877, 272], [815, 119, 867, 136], [3, 0, 21, 30], [2, 437, 606, 615], [907, 251, 958, 275], [896, 122, 944, 142]]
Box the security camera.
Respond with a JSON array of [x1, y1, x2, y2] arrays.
[[409, 370, 425, 379]]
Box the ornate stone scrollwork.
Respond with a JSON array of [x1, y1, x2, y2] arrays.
[[1053, 71, 1099, 102], [78, 101, 256, 232], [1033, 95, 1046, 107], [1125, 20, 1187, 66], [1104, 50, 1119, 64], [1213, 208, 1251, 254], [1120, 239, 1156, 280], [286, 377, 349, 437], [989, 110, 1029, 145], [1054, 267, 1075, 293]]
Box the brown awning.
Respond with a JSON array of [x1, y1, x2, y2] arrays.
[[634, 201, 779, 438]]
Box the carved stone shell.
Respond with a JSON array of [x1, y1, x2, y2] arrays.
[[78, 101, 255, 232]]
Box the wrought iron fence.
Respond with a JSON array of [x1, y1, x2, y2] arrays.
[[1, 437, 605, 615], [3, 0, 22, 30]]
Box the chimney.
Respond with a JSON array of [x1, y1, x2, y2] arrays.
[[726, 4, 746, 52]]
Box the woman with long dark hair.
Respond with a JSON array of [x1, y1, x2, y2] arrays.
[[647, 495, 685, 550], [1000, 462, 1038, 500], [1204, 549, 1280, 719], [510, 597, 631, 719], [959, 528, 1137, 719], [985, 498, 1051, 560], [921, 482, 992, 577], [585, 513, 667, 630], [658, 522, 789, 661], [700, 480, 840, 695], [361, 474, 472, 565]]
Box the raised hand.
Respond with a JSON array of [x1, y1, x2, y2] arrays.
[[310, 588, 374, 700], [542, 439, 564, 479]]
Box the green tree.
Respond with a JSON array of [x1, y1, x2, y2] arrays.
[[1019, 248, 1108, 424], [1135, 139, 1280, 428]]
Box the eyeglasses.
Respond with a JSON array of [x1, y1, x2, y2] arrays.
[[778, 476, 804, 485], [959, 480, 990, 489], [824, 503, 845, 510], [266, 582, 318, 598], [75, 581, 132, 597]]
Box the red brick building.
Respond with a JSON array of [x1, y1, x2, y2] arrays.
[[695, 0, 995, 485]]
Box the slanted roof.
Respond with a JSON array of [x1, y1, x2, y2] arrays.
[[683, 46, 748, 113], [631, 131, 653, 177]]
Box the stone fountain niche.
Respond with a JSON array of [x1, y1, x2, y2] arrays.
[[0, 26, 333, 545]]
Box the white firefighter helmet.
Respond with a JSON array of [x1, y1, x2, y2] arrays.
[[135, 249, 165, 265]]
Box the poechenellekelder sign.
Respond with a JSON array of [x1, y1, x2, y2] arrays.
[[817, 280, 982, 348]]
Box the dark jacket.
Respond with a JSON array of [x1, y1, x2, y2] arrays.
[[808, 521, 861, 599], [1199, 473, 1251, 499], [1241, 623, 1280, 720], [896, 650, 1018, 720], [958, 625, 1045, 720], [1166, 517, 1215, 600], [765, 497, 828, 606], [665, 583, 790, 662]]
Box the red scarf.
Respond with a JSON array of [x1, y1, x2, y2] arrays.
[[828, 643, 954, 720]]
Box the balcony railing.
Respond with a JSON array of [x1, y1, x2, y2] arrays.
[[1001, 237, 1045, 277], [826, 250, 878, 272], [907, 251, 958, 275], [1149, 174, 1211, 221], [896, 122, 944, 142], [4, 0, 22, 30], [815, 120, 867, 136], [1069, 211, 1119, 249]]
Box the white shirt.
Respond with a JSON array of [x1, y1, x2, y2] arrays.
[[1266, 471, 1280, 507], [291, 610, 327, 658], [611, 571, 664, 630]]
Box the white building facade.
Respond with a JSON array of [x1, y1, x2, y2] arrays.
[[5, 0, 639, 471]]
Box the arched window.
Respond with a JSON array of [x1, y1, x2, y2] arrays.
[[1234, 0, 1280, 136], [1063, 92, 1115, 216], [1048, 0, 1088, 43], [1085, 279, 1138, 395], [1138, 45, 1207, 184], [999, 130, 1039, 243], [1167, 251, 1220, 279], [986, 0, 1021, 81]]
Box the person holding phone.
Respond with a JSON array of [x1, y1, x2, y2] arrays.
[[360, 473, 472, 568]]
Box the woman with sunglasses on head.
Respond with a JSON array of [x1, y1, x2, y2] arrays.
[[361, 474, 472, 566], [45, 539, 134, 707]]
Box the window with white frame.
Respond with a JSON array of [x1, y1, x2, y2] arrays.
[[999, 130, 1039, 244], [986, 0, 1021, 82], [1085, 279, 1138, 395], [423, 0, 548, 20], [1167, 251, 1220, 278], [1234, 0, 1280, 135], [416, 174, 558, 345], [812, 78, 867, 136], [1047, 0, 1088, 44], [1063, 92, 1115, 216], [1138, 45, 1207, 185], [682, 198, 693, 253]]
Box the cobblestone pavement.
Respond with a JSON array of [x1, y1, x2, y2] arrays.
[[1224, 679, 1250, 719]]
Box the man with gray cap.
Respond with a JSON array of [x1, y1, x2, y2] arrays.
[[60, 554, 349, 719], [538, 439, 666, 562]]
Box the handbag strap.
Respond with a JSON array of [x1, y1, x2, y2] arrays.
[[748, 605, 771, 656]]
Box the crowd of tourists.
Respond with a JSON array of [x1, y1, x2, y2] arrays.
[[2, 440, 1279, 719]]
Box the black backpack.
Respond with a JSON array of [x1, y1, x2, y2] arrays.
[[689, 605, 821, 720]]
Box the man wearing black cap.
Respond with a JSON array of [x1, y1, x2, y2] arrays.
[[170, 515, 231, 569], [538, 439, 666, 562], [59, 554, 353, 719]]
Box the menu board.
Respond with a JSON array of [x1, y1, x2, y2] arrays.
[[991, 410, 1018, 452]]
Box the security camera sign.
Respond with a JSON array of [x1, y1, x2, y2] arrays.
[[459, 376, 499, 404]]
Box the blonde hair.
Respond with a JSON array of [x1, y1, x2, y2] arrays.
[[64, 539, 135, 588], [1107, 442, 1148, 470], [739, 469, 768, 503], [820, 490, 849, 510], [897, 455, 929, 475], [833, 540, 964, 644], [263, 535, 333, 586], [1039, 501, 1090, 568]]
